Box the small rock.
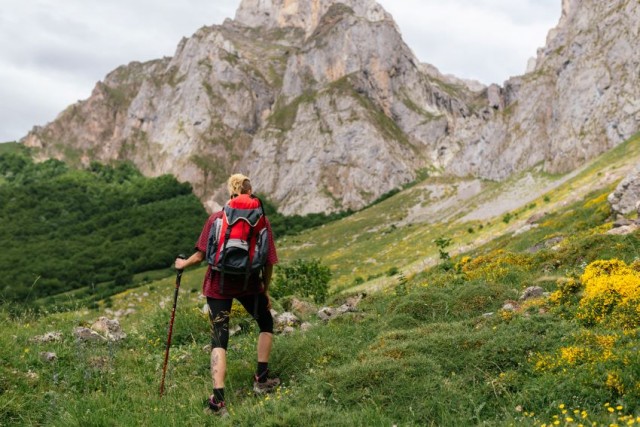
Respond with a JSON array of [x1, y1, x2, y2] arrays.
[[40, 352, 57, 362], [527, 236, 564, 253], [300, 322, 313, 332], [317, 307, 336, 321], [502, 303, 517, 312], [520, 286, 545, 301], [290, 298, 317, 317], [73, 327, 105, 342], [30, 332, 63, 343], [275, 312, 300, 331], [608, 167, 640, 215], [229, 324, 242, 336], [526, 212, 547, 224], [607, 224, 639, 235], [91, 317, 126, 342], [482, 312, 494, 318], [514, 224, 537, 236], [613, 217, 633, 227], [345, 293, 365, 308]]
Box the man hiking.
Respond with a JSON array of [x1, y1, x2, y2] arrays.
[[175, 173, 280, 416]]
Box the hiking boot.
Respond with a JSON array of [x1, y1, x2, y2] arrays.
[[205, 396, 229, 417], [253, 373, 281, 395]]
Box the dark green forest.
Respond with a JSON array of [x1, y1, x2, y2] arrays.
[[0, 144, 382, 308], [0, 151, 208, 304]]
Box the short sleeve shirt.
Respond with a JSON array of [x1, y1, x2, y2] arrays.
[[195, 210, 278, 299]]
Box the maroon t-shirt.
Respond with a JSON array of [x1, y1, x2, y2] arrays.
[[196, 211, 278, 299]]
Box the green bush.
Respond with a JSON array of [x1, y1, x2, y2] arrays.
[[271, 259, 332, 303]]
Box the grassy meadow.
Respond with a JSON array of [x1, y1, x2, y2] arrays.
[[2, 134, 640, 426]]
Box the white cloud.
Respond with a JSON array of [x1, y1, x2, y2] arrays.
[[0, 0, 559, 142], [378, 0, 559, 83]]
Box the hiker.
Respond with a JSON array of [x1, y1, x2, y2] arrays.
[[175, 173, 280, 416]]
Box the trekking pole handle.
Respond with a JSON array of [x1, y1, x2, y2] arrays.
[[175, 254, 186, 287]]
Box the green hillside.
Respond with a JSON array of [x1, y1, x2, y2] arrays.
[[278, 133, 640, 294], [2, 134, 640, 426], [0, 153, 208, 305]]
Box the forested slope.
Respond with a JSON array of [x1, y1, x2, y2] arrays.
[[0, 151, 207, 303]]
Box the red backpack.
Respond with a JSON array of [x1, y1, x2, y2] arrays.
[[205, 194, 269, 293]]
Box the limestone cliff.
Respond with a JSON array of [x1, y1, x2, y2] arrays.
[[448, 0, 640, 180], [22, 0, 640, 215]]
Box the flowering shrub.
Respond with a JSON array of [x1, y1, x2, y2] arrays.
[[459, 250, 533, 282], [531, 331, 619, 375], [548, 277, 582, 305], [576, 259, 640, 328]]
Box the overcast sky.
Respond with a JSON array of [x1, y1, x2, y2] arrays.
[[0, 0, 560, 143]]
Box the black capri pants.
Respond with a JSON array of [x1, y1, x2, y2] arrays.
[[207, 294, 274, 350]]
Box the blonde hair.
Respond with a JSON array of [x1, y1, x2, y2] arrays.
[[227, 173, 251, 197]]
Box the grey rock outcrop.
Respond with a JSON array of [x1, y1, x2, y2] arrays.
[[289, 298, 317, 317], [317, 293, 365, 320], [520, 286, 545, 301], [73, 327, 106, 342], [40, 352, 57, 362], [21, 0, 640, 215], [607, 224, 639, 235], [235, 0, 392, 37], [91, 317, 127, 342], [608, 165, 640, 215], [30, 331, 63, 343], [449, 0, 640, 181]]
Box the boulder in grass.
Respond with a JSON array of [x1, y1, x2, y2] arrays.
[[607, 224, 639, 235], [91, 317, 126, 342], [40, 352, 57, 362], [73, 327, 105, 342], [229, 324, 242, 337], [30, 332, 63, 343], [608, 166, 640, 215], [526, 212, 547, 225], [289, 298, 317, 317], [336, 293, 365, 314], [519, 286, 545, 301], [317, 307, 336, 321], [274, 312, 300, 333], [502, 302, 518, 312]]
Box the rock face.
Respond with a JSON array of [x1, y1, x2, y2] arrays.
[[22, 0, 640, 215], [449, 0, 640, 181], [608, 165, 640, 215]]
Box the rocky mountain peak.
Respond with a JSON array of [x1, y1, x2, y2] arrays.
[[234, 0, 391, 37], [20, 0, 640, 216]]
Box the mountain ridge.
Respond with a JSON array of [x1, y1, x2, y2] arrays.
[[21, 0, 639, 215]]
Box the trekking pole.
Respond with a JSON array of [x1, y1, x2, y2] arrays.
[[160, 254, 186, 397]]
